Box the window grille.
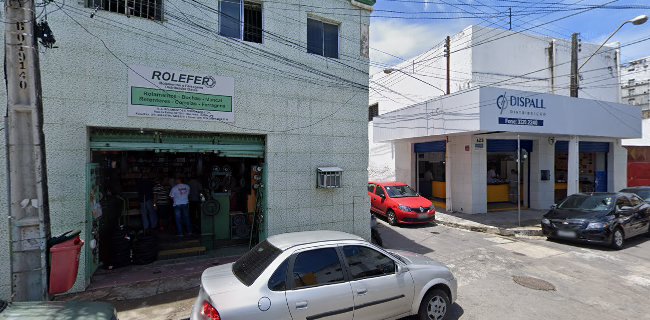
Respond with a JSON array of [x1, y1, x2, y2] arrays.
[[368, 103, 379, 122], [87, 0, 163, 21], [317, 167, 343, 189]]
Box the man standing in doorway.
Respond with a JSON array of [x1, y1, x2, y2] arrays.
[[137, 178, 157, 233], [170, 177, 192, 237]]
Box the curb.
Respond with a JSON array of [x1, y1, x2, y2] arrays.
[[435, 219, 543, 237]]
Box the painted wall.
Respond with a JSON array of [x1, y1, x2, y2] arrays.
[[0, 0, 371, 297]]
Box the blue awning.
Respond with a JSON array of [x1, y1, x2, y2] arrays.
[[487, 139, 533, 153], [555, 141, 610, 153], [414, 141, 446, 153]]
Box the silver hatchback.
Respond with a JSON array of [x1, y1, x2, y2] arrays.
[[191, 230, 457, 320]]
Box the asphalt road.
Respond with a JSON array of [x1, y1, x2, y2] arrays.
[[113, 222, 650, 320]]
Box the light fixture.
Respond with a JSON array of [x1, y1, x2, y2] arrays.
[[630, 15, 648, 25]]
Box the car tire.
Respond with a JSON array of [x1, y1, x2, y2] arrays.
[[610, 228, 625, 250], [418, 289, 450, 320], [387, 210, 397, 226]]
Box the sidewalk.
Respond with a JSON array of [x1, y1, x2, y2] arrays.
[[435, 209, 545, 237]]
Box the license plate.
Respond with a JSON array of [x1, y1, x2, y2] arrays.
[[418, 213, 428, 219], [557, 230, 576, 238]]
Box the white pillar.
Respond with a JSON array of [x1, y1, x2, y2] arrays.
[[394, 141, 414, 186], [471, 135, 487, 214], [530, 139, 555, 209], [608, 140, 628, 191], [567, 136, 580, 195]]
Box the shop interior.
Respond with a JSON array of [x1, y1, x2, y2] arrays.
[[417, 152, 446, 204], [486, 151, 527, 211], [554, 150, 607, 203], [90, 150, 264, 269]]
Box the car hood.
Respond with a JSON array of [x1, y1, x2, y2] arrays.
[[544, 209, 611, 220], [387, 249, 449, 271], [200, 262, 248, 297], [390, 197, 433, 208], [0, 301, 115, 320]]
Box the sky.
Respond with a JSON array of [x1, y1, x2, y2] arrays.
[[369, 0, 650, 74]]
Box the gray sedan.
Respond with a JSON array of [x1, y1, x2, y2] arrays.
[[191, 230, 457, 320]]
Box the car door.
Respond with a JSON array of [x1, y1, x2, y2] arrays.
[[341, 245, 414, 320], [615, 197, 637, 237], [368, 184, 379, 214], [628, 195, 649, 237], [285, 247, 354, 320], [374, 186, 389, 216]]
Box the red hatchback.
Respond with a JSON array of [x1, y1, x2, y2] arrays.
[[368, 181, 436, 226]]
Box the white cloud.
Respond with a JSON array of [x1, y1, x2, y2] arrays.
[[369, 19, 467, 74]]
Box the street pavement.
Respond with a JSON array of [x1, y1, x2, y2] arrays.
[[113, 221, 650, 320]]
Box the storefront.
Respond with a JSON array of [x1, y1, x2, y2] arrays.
[[84, 128, 265, 276], [373, 87, 641, 214]]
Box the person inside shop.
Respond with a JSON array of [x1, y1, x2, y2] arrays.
[[137, 177, 158, 233], [170, 177, 192, 237], [188, 177, 203, 231], [487, 166, 500, 183], [153, 178, 171, 233]]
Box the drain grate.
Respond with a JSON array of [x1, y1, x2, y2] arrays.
[[513, 276, 556, 291], [430, 231, 440, 234]]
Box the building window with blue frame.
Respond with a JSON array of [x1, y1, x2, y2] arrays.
[[307, 17, 339, 59], [219, 0, 263, 43]]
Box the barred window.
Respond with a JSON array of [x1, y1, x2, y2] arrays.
[[219, 0, 263, 44], [87, 0, 163, 21]]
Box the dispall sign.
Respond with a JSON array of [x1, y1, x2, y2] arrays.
[[128, 65, 235, 122]]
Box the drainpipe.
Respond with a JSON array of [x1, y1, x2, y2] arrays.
[[548, 40, 556, 94]]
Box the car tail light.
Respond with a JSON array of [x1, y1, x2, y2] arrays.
[[201, 301, 221, 320]]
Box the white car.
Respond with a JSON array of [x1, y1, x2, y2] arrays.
[[191, 230, 457, 320]]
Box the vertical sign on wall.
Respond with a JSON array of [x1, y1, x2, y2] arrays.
[[128, 66, 235, 122]]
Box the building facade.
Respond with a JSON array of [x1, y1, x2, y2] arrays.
[[369, 26, 639, 214], [1, 0, 374, 299], [621, 56, 650, 119]]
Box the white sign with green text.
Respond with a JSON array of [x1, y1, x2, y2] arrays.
[[128, 65, 234, 122]]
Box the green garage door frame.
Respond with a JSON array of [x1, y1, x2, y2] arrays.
[[89, 129, 265, 158]]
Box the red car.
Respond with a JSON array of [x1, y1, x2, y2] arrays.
[[368, 181, 436, 226]]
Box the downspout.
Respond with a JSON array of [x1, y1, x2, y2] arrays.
[[548, 39, 556, 94]]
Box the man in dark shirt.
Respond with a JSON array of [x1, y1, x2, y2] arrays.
[[137, 178, 157, 231]]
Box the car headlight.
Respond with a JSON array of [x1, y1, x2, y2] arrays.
[[586, 222, 608, 230], [541, 218, 550, 225], [398, 205, 411, 212], [429, 205, 436, 212]]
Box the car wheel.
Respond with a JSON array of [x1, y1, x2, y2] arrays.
[[610, 228, 625, 250], [387, 210, 397, 226], [418, 289, 450, 320]]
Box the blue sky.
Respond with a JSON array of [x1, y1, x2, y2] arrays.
[[369, 0, 650, 71]]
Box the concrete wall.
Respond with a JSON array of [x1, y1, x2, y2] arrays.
[[0, 124, 10, 299], [447, 135, 474, 213], [0, 0, 371, 297]]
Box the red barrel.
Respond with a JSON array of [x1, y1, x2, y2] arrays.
[[49, 236, 84, 295]]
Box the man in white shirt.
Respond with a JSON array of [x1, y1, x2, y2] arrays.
[[170, 177, 192, 237]]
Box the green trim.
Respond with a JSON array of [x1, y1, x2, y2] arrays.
[[353, 0, 376, 6]]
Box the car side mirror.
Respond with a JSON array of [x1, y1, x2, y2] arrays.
[[396, 264, 408, 275], [550, 204, 557, 210], [379, 194, 386, 200]]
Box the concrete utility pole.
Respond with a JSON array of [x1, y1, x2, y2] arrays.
[[4, 0, 51, 301], [570, 33, 579, 97], [445, 36, 450, 95]]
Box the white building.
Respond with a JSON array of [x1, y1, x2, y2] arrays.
[[1, 0, 373, 299], [621, 56, 650, 119], [369, 26, 640, 214]]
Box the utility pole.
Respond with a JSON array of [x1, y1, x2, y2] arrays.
[[445, 36, 450, 95], [5, 0, 51, 301], [570, 33, 579, 97]]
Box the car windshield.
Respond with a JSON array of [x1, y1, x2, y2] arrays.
[[385, 185, 418, 198], [232, 240, 282, 286], [621, 189, 650, 202], [557, 194, 614, 211]]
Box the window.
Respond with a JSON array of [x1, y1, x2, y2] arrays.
[[629, 88, 636, 95], [343, 246, 396, 280], [628, 79, 635, 85], [368, 184, 376, 193], [629, 195, 643, 207], [307, 17, 339, 58], [629, 98, 636, 105], [268, 259, 289, 291], [219, 0, 263, 43], [616, 197, 632, 210], [232, 240, 281, 286], [368, 103, 379, 122], [375, 186, 385, 197], [292, 248, 345, 289], [87, 0, 162, 20], [317, 167, 343, 188]]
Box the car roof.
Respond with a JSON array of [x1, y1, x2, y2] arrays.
[[621, 186, 650, 190], [369, 181, 408, 187], [267, 230, 364, 250]]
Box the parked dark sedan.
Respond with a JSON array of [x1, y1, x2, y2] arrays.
[[541, 193, 650, 249], [620, 186, 650, 202]]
